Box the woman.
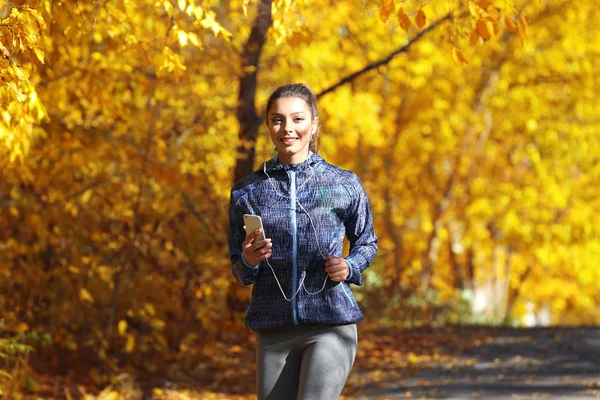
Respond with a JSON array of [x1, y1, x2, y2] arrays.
[[228, 83, 377, 399]]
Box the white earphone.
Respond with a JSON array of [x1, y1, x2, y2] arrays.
[[260, 161, 329, 301]]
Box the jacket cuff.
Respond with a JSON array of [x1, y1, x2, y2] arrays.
[[242, 254, 259, 269], [344, 258, 358, 284]]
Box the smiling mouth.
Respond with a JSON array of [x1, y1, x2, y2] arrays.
[[280, 137, 299, 145]]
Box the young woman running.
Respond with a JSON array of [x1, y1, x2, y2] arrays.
[[228, 83, 378, 399]]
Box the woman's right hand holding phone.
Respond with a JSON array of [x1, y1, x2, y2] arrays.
[[242, 228, 273, 266]]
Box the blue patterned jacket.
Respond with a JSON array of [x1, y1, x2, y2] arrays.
[[228, 153, 378, 331]]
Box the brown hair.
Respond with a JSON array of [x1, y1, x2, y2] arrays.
[[266, 83, 320, 154]]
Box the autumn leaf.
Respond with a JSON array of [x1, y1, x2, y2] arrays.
[[118, 320, 128, 336], [452, 47, 469, 65], [79, 288, 94, 303], [398, 8, 411, 31], [486, 18, 498, 38], [468, 3, 479, 18], [505, 16, 518, 33], [125, 335, 135, 353], [519, 14, 529, 33], [470, 29, 479, 45], [379, 0, 395, 23], [0, 2, 11, 19], [476, 18, 491, 40], [517, 15, 528, 46], [80, 189, 93, 204], [415, 8, 426, 29]]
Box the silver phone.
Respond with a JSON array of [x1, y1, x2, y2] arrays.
[[243, 214, 265, 241]]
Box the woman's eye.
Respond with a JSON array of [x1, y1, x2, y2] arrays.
[[294, 118, 304, 122], [272, 118, 281, 123]]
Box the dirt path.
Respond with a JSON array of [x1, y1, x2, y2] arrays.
[[351, 327, 600, 399]]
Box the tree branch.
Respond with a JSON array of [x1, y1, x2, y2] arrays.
[[317, 13, 452, 99]]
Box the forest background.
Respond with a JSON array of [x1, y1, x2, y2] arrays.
[[1, 0, 599, 397]]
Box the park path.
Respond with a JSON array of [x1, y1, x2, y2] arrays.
[[350, 327, 600, 399]]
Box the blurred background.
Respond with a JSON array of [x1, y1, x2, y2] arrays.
[[1, 0, 599, 397]]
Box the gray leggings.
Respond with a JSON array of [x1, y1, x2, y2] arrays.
[[256, 323, 358, 400]]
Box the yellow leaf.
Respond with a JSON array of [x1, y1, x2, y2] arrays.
[[118, 320, 128, 336], [468, 3, 479, 18], [33, 47, 45, 64], [469, 29, 479, 46], [415, 8, 426, 29], [287, 32, 303, 47], [505, 16, 518, 33], [144, 303, 156, 316], [407, 352, 420, 363], [0, 3, 11, 20], [485, 18, 498, 38], [97, 266, 113, 283], [188, 32, 201, 47], [518, 15, 529, 33], [177, 30, 188, 46], [452, 47, 469, 65], [487, 6, 499, 19], [80, 189, 93, 204], [125, 335, 135, 353], [379, 0, 395, 23], [68, 265, 81, 274], [150, 318, 165, 331], [80, 288, 94, 303], [476, 19, 491, 40], [397, 8, 411, 31]]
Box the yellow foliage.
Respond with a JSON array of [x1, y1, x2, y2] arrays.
[[0, 2, 598, 388]]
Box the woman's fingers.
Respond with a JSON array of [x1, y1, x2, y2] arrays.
[[242, 237, 272, 265], [243, 227, 264, 245], [324, 256, 349, 282], [255, 249, 273, 262], [255, 241, 272, 254]]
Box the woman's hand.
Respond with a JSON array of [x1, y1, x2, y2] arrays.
[[242, 228, 272, 266], [324, 256, 350, 282]]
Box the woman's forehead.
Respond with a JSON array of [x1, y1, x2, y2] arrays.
[[269, 97, 310, 114]]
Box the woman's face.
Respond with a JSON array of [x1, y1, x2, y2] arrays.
[[267, 97, 318, 165]]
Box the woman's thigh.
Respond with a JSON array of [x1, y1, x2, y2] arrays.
[[297, 324, 358, 400], [256, 329, 302, 400], [256, 324, 358, 400]]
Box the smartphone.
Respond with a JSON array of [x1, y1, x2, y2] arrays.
[[243, 214, 265, 241]]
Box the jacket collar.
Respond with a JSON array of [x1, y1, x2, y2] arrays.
[[262, 152, 324, 172]]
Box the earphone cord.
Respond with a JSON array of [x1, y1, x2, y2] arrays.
[[262, 162, 329, 302]]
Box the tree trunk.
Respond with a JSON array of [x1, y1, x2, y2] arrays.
[[234, 0, 273, 182]]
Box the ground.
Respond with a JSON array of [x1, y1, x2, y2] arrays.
[[349, 327, 600, 399], [22, 326, 600, 399]]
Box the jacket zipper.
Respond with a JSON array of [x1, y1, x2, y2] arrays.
[[290, 170, 299, 325], [340, 283, 356, 306]]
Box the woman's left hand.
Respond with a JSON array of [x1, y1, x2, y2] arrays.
[[324, 256, 350, 282]]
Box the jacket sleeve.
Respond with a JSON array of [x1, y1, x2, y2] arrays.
[[228, 189, 260, 286], [343, 174, 378, 286]]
